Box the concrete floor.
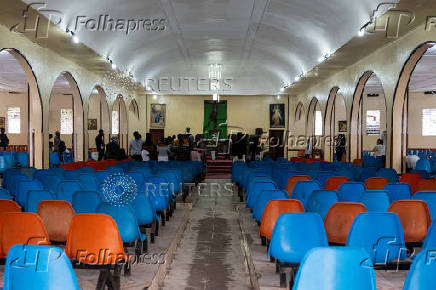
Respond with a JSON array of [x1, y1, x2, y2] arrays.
[[163, 179, 253, 290]]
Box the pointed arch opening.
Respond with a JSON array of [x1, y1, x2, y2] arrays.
[[324, 87, 347, 162], [112, 95, 128, 153], [88, 86, 110, 160]]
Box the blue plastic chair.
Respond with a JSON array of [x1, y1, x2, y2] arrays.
[[422, 222, 436, 250], [412, 191, 436, 221], [17, 152, 29, 167], [269, 213, 328, 263], [0, 188, 12, 200], [127, 172, 146, 192], [305, 190, 339, 219], [96, 203, 146, 243], [62, 170, 80, 181], [25, 190, 54, 213], [72, 191, 102, 213], [337, 182, 366, 202], [15, 180, 44, 207], [4, 244, 79, 290], [383, 183, 411, 202], [76, 167, 94, 174], [78, 174, 100, 192], [246, 180, 277, 209], [403, 250, 436, 290], [361, 190, 391, 212], [360, 167, 377, 181], [94, 170, 112, 184], [252, 189, 289, 222], [346, 212, 406, 264], [315, 172, 336, 188], [132, 192, 156, 226], [56, 181, 82, 203], [293, 247, 376, 290], [40, 174, 63, 196], [376, 168, 399, 183], [48, 167, 64, 177], [416, 158, 431, 173], [291, 180, 320, 208], [144, 176, 170, 212]]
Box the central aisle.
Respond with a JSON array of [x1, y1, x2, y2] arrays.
[[163, 179, 252, 290]]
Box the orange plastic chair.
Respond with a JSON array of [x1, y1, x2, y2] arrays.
[[285, 175, 311, 195], [324, 176, 350, 190], [0, 200, 21, 213], [324, 202, 367, 244], [416, 178, 436, 192], [364, 177, 389, 190], [388, 200, 431, 243], [259, 199, 304, 241], [399, 173, 422, 194], [0, 212, 50, 258], [37, 200, 75, 243], [352, 159, 363, 166], [66, 214, 127, 265]]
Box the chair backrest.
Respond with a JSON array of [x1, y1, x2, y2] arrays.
[[72, 191, 102, 214], [78, 174, 99, 192], [268, 213, 328, 264], [0, 188, 12, 200], [16, 180, 44, 206], [127, 172, 146, 191], [285, 175, 311, 195], [291, 180, 320, 207], [416, 158, 431, 173], [324, 176, 349, 190], [305, 190, 339, 220], [252, 190, 289, 222], [25, 190, 54, 213], [314, 172, 336, 188], [324, 202, 367, 245], [132, 192, 155, 226], [37, 201, 75, 243], [412, 191, 436, 221], [0, 212, 50, 258], [4, 244, 79, 290], [246, 180, 277, 209], [337, 182, 366, 202], [56, 181, 82, 203], [293, 247, 376, 290], [62, 170, 80, 181], [388, 200, 431, 243], [346, 212, 406, 264], [376, 168, 399, 183], [65, 214, 126, 265], [360, 190, 391, 212], [259, 199, 304, 240], [403, 250, 436, 290], [364, 177, 389, 190], [416, 179, 436, 192], [383, 183, 411, 202], [399, 173, 422, 194], [0, 200, 21, 213], [96, 203, 142, 243], [423, 222, 436, 250]]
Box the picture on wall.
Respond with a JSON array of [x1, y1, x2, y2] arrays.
[[87, 119, 97, 130], [0, 117, 4, 129], [338, 120, 347, 132], [151, 104, 166, 128], [270, 104, 285, 128]]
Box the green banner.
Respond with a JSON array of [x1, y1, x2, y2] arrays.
[[203, 100, 227, 140]]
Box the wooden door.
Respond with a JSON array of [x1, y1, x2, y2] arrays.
[[269, 130, 284, 159], [150, 129, 164, 145]]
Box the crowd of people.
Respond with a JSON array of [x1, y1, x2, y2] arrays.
[[94, 128, 199, 162]]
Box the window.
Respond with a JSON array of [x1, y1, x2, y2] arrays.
[[314, 110, 322, 136], [112, 110, 119, 135], [60, 109, 73, 134], [366, 110, 380, 135], [422, 108, 436, 136], [7, 107, 20, 134]]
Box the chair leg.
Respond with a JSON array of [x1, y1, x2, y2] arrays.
[[279, 271, 287, 288], [160, 211, 166, 226], [155, 219, 159, 236], [276, 260, 280, 273], [135, 239, 142, 256], [289, 268, 296, 290], [142, 237, 148, 253], [165, 209, 170, 221], [261, 236, 266, 246], [96, 270, 108, 290], [110, 265, 121, 290]]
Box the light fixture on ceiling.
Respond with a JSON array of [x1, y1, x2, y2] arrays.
[[276, 95, 281, 99], [146, 86, 152, 91], [213, 93, 218, 101], [111, 61, 117, 70], [153, 94, 157, 100], [358, 28, 365, 37], [294, 75, 301, 82], [280, 87, 285, 92]]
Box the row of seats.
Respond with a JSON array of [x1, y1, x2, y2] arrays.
[[0, 158, 203, 289], [233, 158, 436, 289], [0, 151, 28, 172]]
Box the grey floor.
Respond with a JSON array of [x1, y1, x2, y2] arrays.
[[163, 179, 252, 290]]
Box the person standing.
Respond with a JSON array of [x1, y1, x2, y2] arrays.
[[129, 131, 143, 161], [0, 128, 9, 150], [95, 129, 105, 161], [157, 137, 170, 162], [372, 138, 386, 167], [335, 134, 346, 162]]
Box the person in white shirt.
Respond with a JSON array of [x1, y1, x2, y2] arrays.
[[141, 143, 150, 161], [157, 137, 170, 162], [372, 138, 386, 167], [129, 131, 143, 161]]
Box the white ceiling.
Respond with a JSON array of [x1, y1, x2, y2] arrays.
[[409, 44, 436, 92], [14, 0, 388, 95]]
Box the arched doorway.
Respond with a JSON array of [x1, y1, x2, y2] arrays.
[[0, 49, 43, 168], [324, 87, 347, 162], [350, 72, 386, 163], [392, 42, 436, 172], [112, 95, 128, 154], [306, 97, 323, 157], [49, 72, 84, 162], [128, 99, 141, 140], [87, 86, 110, 160]]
